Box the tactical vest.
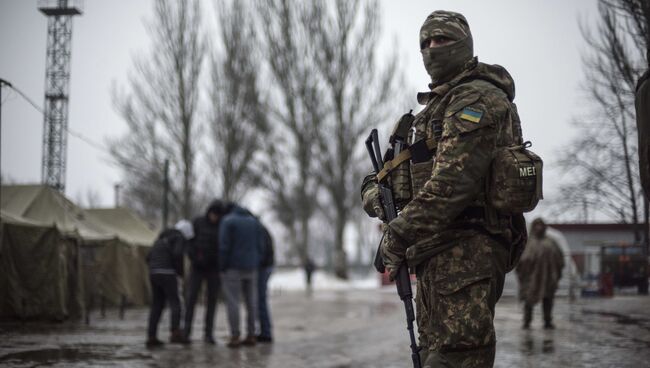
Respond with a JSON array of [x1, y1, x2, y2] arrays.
[[379, 77, 543, 225]]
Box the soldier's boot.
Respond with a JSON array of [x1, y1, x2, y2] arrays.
[[523, 303, 533, 329], [543, 297, 554, 329]]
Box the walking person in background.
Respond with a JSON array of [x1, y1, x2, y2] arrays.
[[184, 200, 225, 344], [146, 220, 193, 347], [516, 218, 565, 329], [304, 258, 316, 294], [257, 223, 275, 343], [219, 204, 265, 348]]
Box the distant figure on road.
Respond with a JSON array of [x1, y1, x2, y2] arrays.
[[184, 200, 225, 344], [516, 218, 564, 329], [304, 258, 316, 293], [219, 204, 265, 348], [257, 223, 275, 343], [146, 220, 193, 347]]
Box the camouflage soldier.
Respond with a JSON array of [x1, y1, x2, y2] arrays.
[[515, 218, 564, 330], [362, 10, 528, 367], [636, 69, 650, 199]]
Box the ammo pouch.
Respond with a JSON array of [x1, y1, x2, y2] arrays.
[[487, 141, 543, 214], [376, 111, 418, 208], [382, 148, 412, 208]]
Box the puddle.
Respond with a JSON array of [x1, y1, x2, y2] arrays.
[[0, 344, 152, 365], [582, 310, 650, 330]]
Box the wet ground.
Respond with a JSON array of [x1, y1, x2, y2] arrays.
[[1, 289, 649, 367]]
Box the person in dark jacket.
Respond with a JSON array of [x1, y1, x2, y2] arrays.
[[257, 223, 275, 343], [184, 200, 225, 344], [219, 204, 265, 347], [146, 220, 193, 347]]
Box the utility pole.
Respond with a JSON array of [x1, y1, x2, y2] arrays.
[[38, 0, 83, 192], [162, 159, 170, 229], [0, 79, 11, 180], [114, 183, 121, 207]]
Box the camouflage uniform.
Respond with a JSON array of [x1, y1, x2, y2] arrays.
[[362, 11, 526, 368]]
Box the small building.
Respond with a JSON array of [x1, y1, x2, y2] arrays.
[[547, 223, 643, 279]]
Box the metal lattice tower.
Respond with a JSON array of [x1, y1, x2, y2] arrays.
[[38, 0, 82, 192]]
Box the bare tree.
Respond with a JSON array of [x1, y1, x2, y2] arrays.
[[208, 0, 267, 202], [110, 0, 205, 221], [255, 0, 325, 275], [108, 92, 174, 223], [306, 0, 399, 278], [556, 0, 648, 241]]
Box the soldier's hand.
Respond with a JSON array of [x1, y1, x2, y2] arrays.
[[380, 228, 407, 280], [361, 174, 386, 221]]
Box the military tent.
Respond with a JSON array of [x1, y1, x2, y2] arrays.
[[85, 207, 157, 306], [0, 209, 83, 320], [0, 185, 154, 317]]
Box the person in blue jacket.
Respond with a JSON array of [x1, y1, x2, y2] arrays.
[[219, 203, 265, 348]]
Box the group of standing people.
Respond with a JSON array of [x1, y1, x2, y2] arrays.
[[145, 200, 274, 348]]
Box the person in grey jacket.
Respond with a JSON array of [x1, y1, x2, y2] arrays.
[[219, 204, 265, 347], [146, 220, 193, 347]]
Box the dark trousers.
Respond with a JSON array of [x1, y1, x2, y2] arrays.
[[524, 297, 554, 326], [147, 274, 181, 338], [184, 266, 219, 338], [257, 267, 273, 338]]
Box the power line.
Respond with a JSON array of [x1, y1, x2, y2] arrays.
[[2, 79, 157, 175], [3, 82, 111, 155]]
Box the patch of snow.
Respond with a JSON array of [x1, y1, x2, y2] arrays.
[[269, 268, 380, 292]]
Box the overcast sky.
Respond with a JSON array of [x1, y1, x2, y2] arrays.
[[1, 0, 598, 217]]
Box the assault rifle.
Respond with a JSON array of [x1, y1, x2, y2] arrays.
[[365, 120, 421, 368]]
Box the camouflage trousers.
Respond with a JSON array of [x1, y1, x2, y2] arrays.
[[415, 233, 509, 368]]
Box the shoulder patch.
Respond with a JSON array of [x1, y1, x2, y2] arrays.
[[458, 107, 483, 123]]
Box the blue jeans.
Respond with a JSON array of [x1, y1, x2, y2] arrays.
[[222, 269, 258, 337], [258, 267, 273, 338]]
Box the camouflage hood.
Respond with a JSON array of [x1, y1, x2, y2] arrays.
[[467, 61, 516, 101], [419, 59, 516, 105]]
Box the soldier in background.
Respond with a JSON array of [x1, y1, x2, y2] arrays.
[[516, 218, 564, 329], [362, 10, 527, 367]]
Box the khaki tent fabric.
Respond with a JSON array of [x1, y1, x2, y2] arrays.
[[86, 207, 156, 305], [1, 185, 153, 313], [0, 211, 84, 320], [86, 207, 157, 246]]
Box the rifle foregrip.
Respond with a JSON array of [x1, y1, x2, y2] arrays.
[[395, 264, 413, 300], [373, 245, 386, 273]]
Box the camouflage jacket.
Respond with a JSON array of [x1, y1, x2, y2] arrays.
[[386, 58, 521, 267]]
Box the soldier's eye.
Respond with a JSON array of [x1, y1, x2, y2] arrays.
[[432, 36, 453, 45]]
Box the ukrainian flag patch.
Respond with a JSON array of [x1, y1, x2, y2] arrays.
[[459, 107, 483, 123]]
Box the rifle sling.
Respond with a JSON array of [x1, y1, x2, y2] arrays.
[[376, 138, 436, 183]]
